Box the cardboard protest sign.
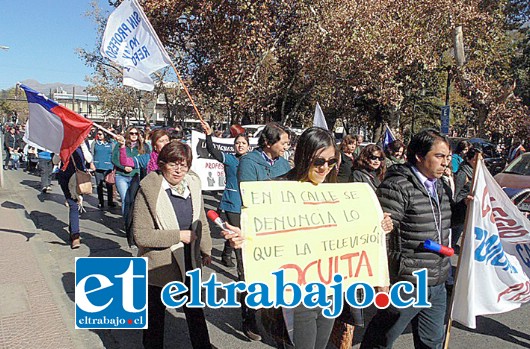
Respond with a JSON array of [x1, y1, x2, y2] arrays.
[[240, 181, 389, 302], [190, 131, 258, 191]]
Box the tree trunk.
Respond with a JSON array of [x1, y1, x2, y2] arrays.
[[476, 105, 488, 138]]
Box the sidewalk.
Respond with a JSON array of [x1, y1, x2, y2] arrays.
[[0, 182, 73, 348], [0, 169, 273, 349], [1, 168, 529, 349]]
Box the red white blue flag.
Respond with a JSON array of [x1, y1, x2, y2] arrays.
[[451, 159, 530, 328], [20, 84, 93, 169]]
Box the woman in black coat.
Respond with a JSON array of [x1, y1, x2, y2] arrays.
[[337, 135, 357, 182], [350, 144, 387, 192]]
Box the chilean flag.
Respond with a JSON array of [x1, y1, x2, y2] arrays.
[[19, 84, 93, 169]]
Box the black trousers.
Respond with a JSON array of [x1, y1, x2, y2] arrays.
[[143, 285, 212, 349], [219, 211, 257, 326], [94, 169, 114, 205]]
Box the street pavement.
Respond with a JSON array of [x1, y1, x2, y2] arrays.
[[0, 167, 529, 349]]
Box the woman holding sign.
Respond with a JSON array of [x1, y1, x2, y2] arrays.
[[224, 127, 393, 349], [200, 120, 250, 268]]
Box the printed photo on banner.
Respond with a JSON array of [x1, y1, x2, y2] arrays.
[[191, 130, 258, 191], [240, 181, 389, 303]]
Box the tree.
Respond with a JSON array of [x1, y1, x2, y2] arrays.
[[81, 0, 529, 140]]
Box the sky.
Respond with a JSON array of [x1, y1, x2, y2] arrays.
[[0, 0, 114, 90]]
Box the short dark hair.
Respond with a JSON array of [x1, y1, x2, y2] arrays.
[[387, 139, 405, 154], [287, 127, 339, 183], [340, 135, 356, 152], [234, 133, 249, 145], [158, 140, 193, 168], [258, 122, 288, 148], [455, 140, 472, 155], [407, 129, 449, 166], [169, 128, 184, 141], [465, 147, 482, 161], [150, 129, 169, 149]]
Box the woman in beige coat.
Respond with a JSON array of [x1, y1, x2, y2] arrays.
[[132, 140, 214, 349]]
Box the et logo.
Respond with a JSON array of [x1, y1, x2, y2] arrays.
[[75, 257, 148, 329]]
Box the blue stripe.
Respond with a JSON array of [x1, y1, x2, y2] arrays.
[[19, 84, 59, 112]]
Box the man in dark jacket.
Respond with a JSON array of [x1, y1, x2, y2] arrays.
[[361, 129, 466, 349], [4, 127, 22, 170]]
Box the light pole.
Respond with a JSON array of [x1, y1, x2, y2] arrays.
[[83, 89, 89, 117]]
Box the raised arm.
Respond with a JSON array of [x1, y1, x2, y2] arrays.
[[200, 120, 225, 163]]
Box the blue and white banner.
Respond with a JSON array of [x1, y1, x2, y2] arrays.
[[451, 159, 530, 328], [382, 125, 395, 150], [100, 0, 172, 91]]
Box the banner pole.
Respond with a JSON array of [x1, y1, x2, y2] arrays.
[[443, 153, 482, 349], [92, 122, 118, 139], [168, 60, 204, 123]]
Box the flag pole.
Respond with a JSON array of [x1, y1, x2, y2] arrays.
[[443, 152, 482, 349], [92, 122, 118, 139], [168, 59, 204, 123], [131, 0, 204, 123]]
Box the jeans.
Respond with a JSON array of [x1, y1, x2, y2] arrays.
[[115, 174, 133, 215], [59, 177, 79, 236], [288, 304, 335, 349], [94, 169, 114, 205], [39, 159, 53, 188], [361, 283, 447, 349]]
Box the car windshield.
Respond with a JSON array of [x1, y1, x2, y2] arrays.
[[503, 153, 530, 176]]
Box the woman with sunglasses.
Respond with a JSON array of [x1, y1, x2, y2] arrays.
[[112, 126, 151, 215], [117, 129, 170, 173], [200, 120, 249, 268], [91, 130, 116, 209], [221, 127, 393, 349], [350, 144, 387, 192]]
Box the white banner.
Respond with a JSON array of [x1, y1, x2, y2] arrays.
[[451, 159, 530, 328], [100, 0, 172, 91], [313, 102, 328, 130], [190, 131, 259, 191]]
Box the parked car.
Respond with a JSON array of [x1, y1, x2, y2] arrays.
[[449, 137, 506, 175], [495, 152, 530, 213], [242, 124, 266, 137]]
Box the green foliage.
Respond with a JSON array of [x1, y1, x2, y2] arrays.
[[81, 0, 530, 139]]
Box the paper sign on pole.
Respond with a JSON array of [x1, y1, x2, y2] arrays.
[[240, 181, 389, 302]]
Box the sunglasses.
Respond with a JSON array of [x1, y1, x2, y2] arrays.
[[97, 133, 104, 136], [369, 155, 384, 161], [129, 132, 139, 135], [313, 158, 338, 167]]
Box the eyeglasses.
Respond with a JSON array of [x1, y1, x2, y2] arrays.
[[313, 158, 338, 167], [369, 155, 384, 161], [129, 132, 139, 135], [166, 162, 189, 170]]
